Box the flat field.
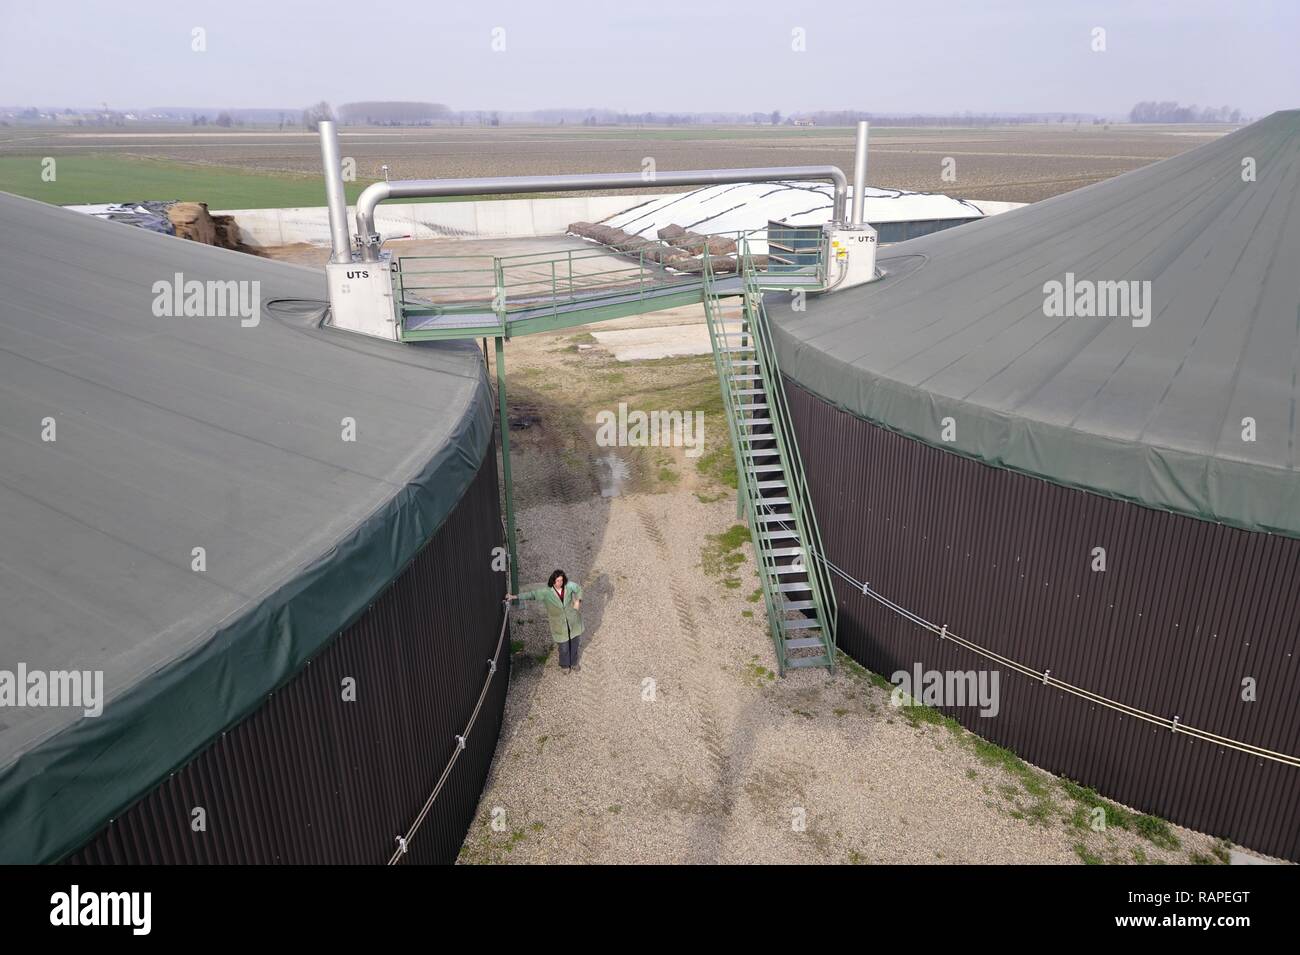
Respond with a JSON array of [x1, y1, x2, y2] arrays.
[[0, 122, 1232, 207]]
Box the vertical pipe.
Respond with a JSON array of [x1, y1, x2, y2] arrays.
[[495, 336, 519, 595], [851, 121, 869, 227], [318, 121, 353, 263]]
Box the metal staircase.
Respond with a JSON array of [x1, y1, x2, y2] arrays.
[[702, 242, 838, 674]]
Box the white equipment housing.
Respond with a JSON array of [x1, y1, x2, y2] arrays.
[[325, 256, 400, 340], [824, 223, 879, 289]]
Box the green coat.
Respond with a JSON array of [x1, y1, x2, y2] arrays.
[[517, 582, 584, 643]]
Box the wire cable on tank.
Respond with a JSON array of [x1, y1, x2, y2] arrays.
[[748, 497, 1300, 768], [387, 600, 511, 864]]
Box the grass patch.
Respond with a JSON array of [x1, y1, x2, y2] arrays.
[[741, 657, 777, 687], [1074, 843, 1104, 865], [1059, 778, 1180, 850], [702, 523, 749, 578], [1133, 814, 1180, 851], [694, 442, 737, 490], [0, 154, 383, 208], [835, 650, 894, 692]]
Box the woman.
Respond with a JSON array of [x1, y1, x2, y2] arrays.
[[507, 570, 585, 674]]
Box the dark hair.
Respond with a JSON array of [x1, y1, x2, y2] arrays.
[[547, 569, 567, 588]]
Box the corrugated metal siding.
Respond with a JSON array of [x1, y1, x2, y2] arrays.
[[787, 380, 1300, 861], [65, 442, 507, 865]]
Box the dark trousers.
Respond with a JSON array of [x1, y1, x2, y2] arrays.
[[558, 633, 580, 668]]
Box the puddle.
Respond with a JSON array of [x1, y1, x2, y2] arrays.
[[596, 451, 631, 497]]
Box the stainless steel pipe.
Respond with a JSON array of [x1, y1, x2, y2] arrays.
[[352, 166, 850, 261], [317, 121, 353, 263], [851, 121, 869, 228]]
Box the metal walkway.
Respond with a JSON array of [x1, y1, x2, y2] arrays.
[[394, 238, 824, 342], [702, 245, 838, 673]]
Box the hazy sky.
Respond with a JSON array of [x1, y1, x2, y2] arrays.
[[2, 0, 1296, 116]]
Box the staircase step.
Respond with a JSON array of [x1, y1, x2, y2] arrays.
[[783, 618, 822, 631], [738, 404, 769, 412], [767, 546, 803, 557], [756, 480, 788, 490], [754, 512, 794, 523], [775, 581, 812, 591], [730, 374, 763, 381], [748, 463, 783, 473], [783, 636, 824, 650], [787, 654, 831, 669], [780, 599, 816, 611], [736, 418, 773, 426], [758, 496, 791, 505], [734, 388, 766, 395], [760, 528, 798, 540]]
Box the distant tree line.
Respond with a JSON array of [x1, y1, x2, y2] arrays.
[[802, 111, 1093, 126], [1129, 102, 1243, 124], [338, 101, 451, 125]]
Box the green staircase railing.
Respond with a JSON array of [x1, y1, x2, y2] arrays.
[[702, 240, 838, 674]]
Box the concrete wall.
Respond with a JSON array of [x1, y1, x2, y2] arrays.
[[216, 195, 652, 248], [217, 193, 1026, 251]]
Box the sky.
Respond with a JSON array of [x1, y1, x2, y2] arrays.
[[1, 0, 1296, 116]]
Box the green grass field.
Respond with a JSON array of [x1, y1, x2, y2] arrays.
[[0, 155, 378, 208]]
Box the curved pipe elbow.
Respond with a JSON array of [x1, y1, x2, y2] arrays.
[[355, 181, 393, 261], [826, 169, 848, 223]]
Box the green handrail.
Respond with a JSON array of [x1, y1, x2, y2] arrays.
[[736, 237, 838, 653], [701, 240, 838, 671], [701, 252, 789, 673]]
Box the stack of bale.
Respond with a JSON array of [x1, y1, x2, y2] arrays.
[[660, 226, 738, 273], [167, 201, 257, 255], [167, 202, 219, 246], [566, 219, 740, 273]]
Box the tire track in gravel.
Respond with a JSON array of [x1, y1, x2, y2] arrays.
[[637, 499, 734, 863], [569, 574, 616, 864]]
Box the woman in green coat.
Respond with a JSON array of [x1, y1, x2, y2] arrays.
[[508, 569, 585, 673]]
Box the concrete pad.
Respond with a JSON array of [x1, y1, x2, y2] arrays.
[[1229, 848, 1278, 865], [590, 324, 713, 361]]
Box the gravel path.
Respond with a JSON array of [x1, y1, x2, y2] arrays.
[[458, 330, 1236, 866]]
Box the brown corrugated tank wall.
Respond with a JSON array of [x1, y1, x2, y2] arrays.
[[786, 379, 1300, 861], [65, 439, 507, 865]]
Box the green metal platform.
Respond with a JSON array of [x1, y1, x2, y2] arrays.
[[394, 236, 824, 342]]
